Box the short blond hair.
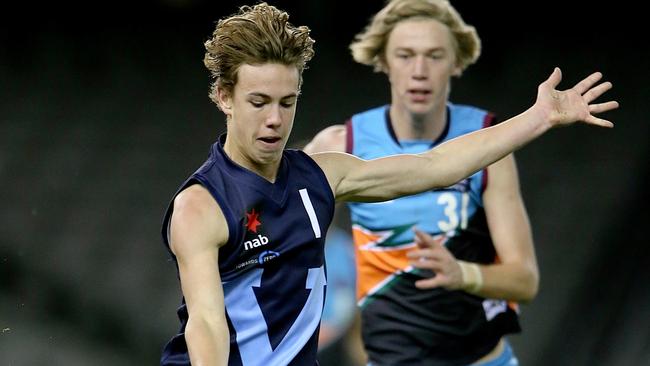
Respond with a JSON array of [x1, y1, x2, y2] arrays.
[[350, 0, 480, 73], [204, 2, 315, 105]]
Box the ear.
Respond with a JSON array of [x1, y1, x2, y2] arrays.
[[216, 86, 233, 116]]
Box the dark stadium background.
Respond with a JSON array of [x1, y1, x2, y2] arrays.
[[1, 1, 648, 365]]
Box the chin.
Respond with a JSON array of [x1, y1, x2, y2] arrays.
[[407, 104, 434, 117], [257, 150, 283, 164]]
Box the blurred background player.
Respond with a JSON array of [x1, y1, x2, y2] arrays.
[[306, 0, 539, 364]]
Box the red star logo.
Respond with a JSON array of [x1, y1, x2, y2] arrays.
[[245, 209, 261, 233]]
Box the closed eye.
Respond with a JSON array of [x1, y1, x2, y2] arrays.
[[280, 97, 297, 108]]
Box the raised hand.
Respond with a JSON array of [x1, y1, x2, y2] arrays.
[[533, 67, 619, 129]]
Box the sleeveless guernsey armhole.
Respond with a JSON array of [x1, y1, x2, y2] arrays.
[[298, 150, 336, 208], [481, 168, 489, 195], [161, 178, 206, 254], [345, 118, 353, 154], [481, 112, 498, 194], [483, 112, 497, 127], [190, 175, 239, 252]]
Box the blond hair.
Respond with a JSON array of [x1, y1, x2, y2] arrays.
[[204, 2, 315, 105], [350, 0, 480, 72]]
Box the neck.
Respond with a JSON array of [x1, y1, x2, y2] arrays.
[[389, 103, 447, 141], [223, 136, 280, 183]]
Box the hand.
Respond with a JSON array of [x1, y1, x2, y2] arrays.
[[406, 229, 464, 290], [533, 67, 619, 129]]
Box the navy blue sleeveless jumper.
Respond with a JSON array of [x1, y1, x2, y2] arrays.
[[161, 134, 335, 366]]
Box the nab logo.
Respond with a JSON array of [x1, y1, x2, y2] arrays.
[[244, 208, 270, 251], [244, 234, 269, 251]]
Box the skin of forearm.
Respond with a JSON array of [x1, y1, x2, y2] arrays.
[[422, 107, 550, 189], [472, 262, 539, 303], [185, 316, 230, 366]]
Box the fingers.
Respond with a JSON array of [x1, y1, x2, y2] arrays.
[[407, 250, 443, 266], [584, 115, 614, 128], [413, 229, 429, 249], [413, 228, 429, 242], [584, 80, 618, 129], [414, 276, 444, 289], [573, 71, 603, 95], [543, 67, 563, 89], [589, 101, 619, 115], [582, 81, 612, 103], [413, 229, 443, 249], [585, 98, 619, 128], [408, 244, 447, 276], [545, 68, 617, 129], [410, 257, 441, 272]]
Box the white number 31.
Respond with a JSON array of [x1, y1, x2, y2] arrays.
[[437, 192, 469, 232]]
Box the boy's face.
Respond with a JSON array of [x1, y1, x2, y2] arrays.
[[219, 63, 300, 174], [384, 18, 461, 117]]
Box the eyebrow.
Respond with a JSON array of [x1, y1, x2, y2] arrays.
[[247, 92, 298, 99], [394, 46, 448, 53]]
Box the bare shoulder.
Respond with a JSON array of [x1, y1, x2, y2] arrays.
[[170, 184, 229, 254], [303, 124, 347, 154], [174, 184, 220, 219]]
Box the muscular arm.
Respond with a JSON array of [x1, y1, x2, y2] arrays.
[[475, 154, 538, 301], [310, 69, 616, 202], [170, 184, 230, 366]]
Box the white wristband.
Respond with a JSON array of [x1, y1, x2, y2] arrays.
[[458, 260, 483, 293]]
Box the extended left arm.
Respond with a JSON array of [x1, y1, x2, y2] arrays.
[[312, 69, 617, 203]]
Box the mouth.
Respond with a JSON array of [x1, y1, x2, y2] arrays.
[[407, 89, 432, 102], [257, 136, 283, 148]]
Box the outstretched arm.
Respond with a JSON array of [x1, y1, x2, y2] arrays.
[[170, 185, 230, 366], [312, 68, 618, 202]]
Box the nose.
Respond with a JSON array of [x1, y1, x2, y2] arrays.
[[412, 55, 428, 80], [265, 104, 282, 127]]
